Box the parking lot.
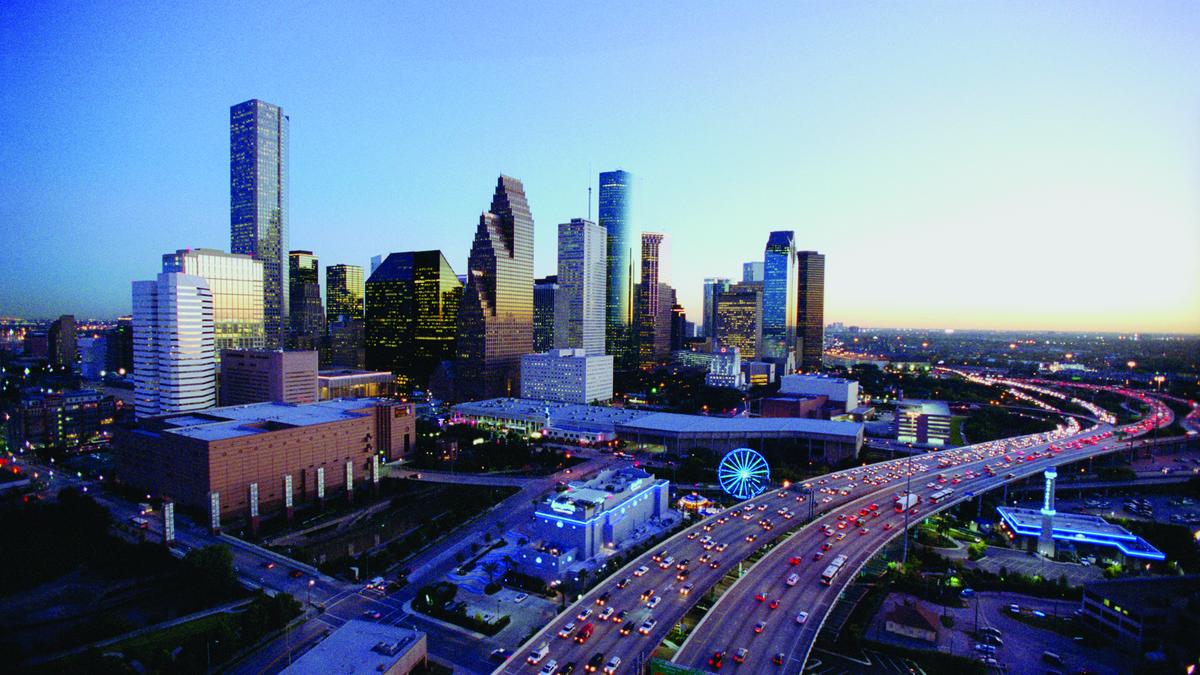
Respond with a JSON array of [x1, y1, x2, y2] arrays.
[[972, 546, 1105, 586]]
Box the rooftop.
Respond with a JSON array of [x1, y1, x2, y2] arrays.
[[317, 369, 392, 379], [885, 601, 940, 633], [154, 398, 391, 442], [896, 399, 952, 416], [1083, 575, 1200, 611], [997, 506, 1166, 560], [616, 412, 863, 439], [282, 620, 423, 675]]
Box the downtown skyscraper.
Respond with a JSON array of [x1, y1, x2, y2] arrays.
[[132, 272, 216, 418], [289, 250, 325, 350], [702, 277, 732, 338], [796, 250, 826, 371], [161, 248, 265, 359], [533, 275, 558, 352], [599, 170, 634, 369], [555, 218, 606, 356], [455, 176, 534, 399], [326, 263, 365, 321], [230, 99, 289, 349], [637, 232, 670, 368], [761, 231, 798, 364]]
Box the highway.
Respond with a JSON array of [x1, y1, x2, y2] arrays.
[[495, 381, 1169, 675], [672, 388, 1172, 673]]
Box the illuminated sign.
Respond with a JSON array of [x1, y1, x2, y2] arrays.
[[317, 467, 325, 499], [284, 474, 293, 508], [163, 501, 175, 543], [551, 499, 577, 514], [371, 455, 380, 484], [628, 479, 643, 491], [209, 492, 220, 530], [346, 460, 354, 493]]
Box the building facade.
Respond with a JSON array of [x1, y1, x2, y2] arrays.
[[48, 314, 77, 369], [796, 250, 825, 371], [117, 398, 415, 525], [366, 251, 463, 392], [230, 99, 289, 349], [132, 273, 216, 418], [456, 176, 535, 399], [599, 170, 635, 370], [761, 231, 797, 364], [162, 248, 265, 359], [715, 281, 762, 360], [326, 263, 365, 321], [555, 218, 606, 356], [702, 277, 732, 339], [637, 232, 669, 368], [288, 250, 325, 350], [895, 399, 952, 446], [742, 261, 764, 283], [7, 389, 117, 451], [328, 317, 365, 369], [318, 369, 393, 400], [219, 349, 318, 405], [533, 275, 558, 353], [519, 349, 614, 404]]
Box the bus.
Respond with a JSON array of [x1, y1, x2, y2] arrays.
[[820, 554, 848, 585], [928, 488, 955, 504]]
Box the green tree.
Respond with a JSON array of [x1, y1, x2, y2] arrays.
[[182, 545, 238, 603]]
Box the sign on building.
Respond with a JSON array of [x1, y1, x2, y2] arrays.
[[317, 466, 325, 500], [209, 492, 220, 532], [163, 500, 175, 543], [249, 482, 259, 518], [284, 474, 293, 509]]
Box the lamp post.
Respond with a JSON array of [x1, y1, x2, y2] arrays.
[[1126, 360, 1136, 387]]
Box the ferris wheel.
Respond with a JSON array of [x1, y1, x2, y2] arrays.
[[717, 448, 771, 500]]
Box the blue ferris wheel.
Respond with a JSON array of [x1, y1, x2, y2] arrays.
[[717, 448, 771, 500]]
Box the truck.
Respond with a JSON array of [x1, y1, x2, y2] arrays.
[[893, 493, 920, 512]]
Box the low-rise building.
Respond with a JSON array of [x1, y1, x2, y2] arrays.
[[115, 398, 415, 528], [995, 506, 1165, 563], [283, 620, 427, 675], [7, 388, 118, 451], [779, 374, 859, 408], [894, 399, 952, 446], [883, 599, 939, 643], [1080, 575, 1200, 655], [318, 369, 394, 400], [519, 349, 613, 404], [220, 350, 318, 406], [704, 346, 743, 388]]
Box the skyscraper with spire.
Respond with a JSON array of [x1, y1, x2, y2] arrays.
[[456, 176, 535, 399], [230, 99, 289, 349]]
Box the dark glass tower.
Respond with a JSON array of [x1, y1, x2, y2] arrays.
[[288, 250, 325, 350], [455, 176, 535, 399], [762, 231, 797, 363], [637, 232, 667, 368], [366, 251, 463, 392], [326, 264, 365, 321], [230, 99, 289, 349], [599, 170, 633, 369], [533, 275, 558, 352], [796, 251, 826, 371]]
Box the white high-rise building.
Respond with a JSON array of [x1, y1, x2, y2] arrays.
[[520, 349, 613, 404], [555, 218, 607, 356], [133, 272, 216, 418], [161, 248, 264, 360]]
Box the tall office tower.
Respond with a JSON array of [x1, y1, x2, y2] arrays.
[[533, 275, 558, 352], [132, 272, 216, 418], [456, 176, 535, 399], [654, 283, 676, 359], [599, 170, 634, 369], [105, 316, 134, 375], [555, 218, 607, 356], [743, 261, 764, 283], [230, 99, 289, 349], [796, 250, 826, 371], [715, 281, 763, 361], [48, 315, 77, 368], [161, 248, 265, 361], [288, 250, 325, 349], [670, 304, 688, 351], [702, 277, 732, 339], [637, 233, 669, 368], [328, 317, 365, 369], [761, 231, 798, 364], [326, 264, 365, 321], [367, 251, 464, 392]]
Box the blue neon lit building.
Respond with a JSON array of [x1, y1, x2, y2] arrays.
[[599, 170, 634, 369], [996, 506, 1165, 562], [520, 467, 669, 579], [761, 231, 797, 364]]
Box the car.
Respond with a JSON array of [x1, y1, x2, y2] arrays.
[[786, 573, 800, 586], [558, 622, 577, 638], [702, 541, 716, 550], [754, 621, 766, 633], [821, 543, 832, 552], [883, 522, 893, 530], [745, 534, 757, 543], [796, 611, 808, 624], [489, 648, 510, 662], [733, 648, 749, 664], [289, 569, 304, 578], [617, 577, 631, 589], [688, 531, 699, 540], [1032, 610, 1046, 618], [646, 596, 661, 609], [603, 656, 621, 674], [585, 652, 605, 672], [859, 527, 869, 535], [596, 592, 611, 606], [680, 582, 694, 595], [709, 559, 720, 569], [652, 550, 667, 562], [638, 618, 657, 634], [263, 561, 276, 570], [633, 565, 650, 577], [755, 591, 767, 602], [362, 610, 381, 620], [715, 543, 728, 552], [640, 588, 655, 600], [698, 553, 711, 563], [560, 663, 576, 674], [598, 606, 614, 621], [540, 660, 559, 675], [836, 532, 846, 541], [618, 623, 634, 636], [813, 551, 825, 561], [527, 642, 550, 664], [768, 598, 780, 609], [676, 570, 689, 581], [1009, 603, 1021, 613], [708, 651, 725, 669], [577, 608, 593, 621], [788, 556, 801, 566]]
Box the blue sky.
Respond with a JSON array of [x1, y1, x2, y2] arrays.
[[1, 1, 1198, 332]]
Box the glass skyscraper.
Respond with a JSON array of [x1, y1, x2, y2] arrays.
[[161, 248, 265, 360], [715, 281, 762, 361], [456, 176, 535, 399], [761, 230, 798, 363], [288, 250, 325, 350], [702, 277, 732, 338], [796, 250, 826, 371], [326, 263, 365, 321], [230, 99, 289, 349], [638, 232, 669, 368], [366, 251, 463, 392], [533, 275, 558, 352], [555, 218, 606, 356], [599, 170, 634, 369]]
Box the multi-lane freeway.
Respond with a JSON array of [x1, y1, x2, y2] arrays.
[[496, 381, 1172, 675]]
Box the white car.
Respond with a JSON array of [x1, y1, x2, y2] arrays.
[[598, 606, 614, 621], [540, 660, 558, 675], [795, 611, 808, 624], [604, 656, 622, 674], [633, 565, 650, 577], [577, 608, 592, 621], [638, 618, 657, 635], [557, 622, 576, 638], [647, 596, 661, 609]]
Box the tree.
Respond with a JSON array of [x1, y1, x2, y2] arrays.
[[481, 561, 500, 585]]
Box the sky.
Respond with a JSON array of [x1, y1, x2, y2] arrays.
[[1, 1, 1198, 333]]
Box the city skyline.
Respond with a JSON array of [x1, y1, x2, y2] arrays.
[[1, 3, 1198, 333]]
